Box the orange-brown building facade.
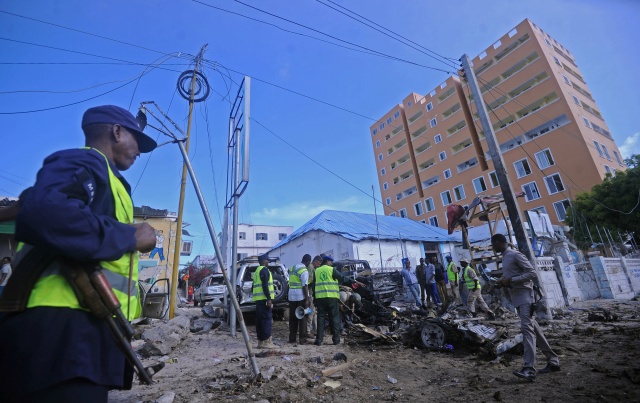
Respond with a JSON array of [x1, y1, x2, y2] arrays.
[[371, 19, 625, 228]]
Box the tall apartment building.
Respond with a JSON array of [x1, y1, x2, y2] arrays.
[[371, 19, 625, 229]]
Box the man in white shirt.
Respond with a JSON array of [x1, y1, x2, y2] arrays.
[[0, 257, 11, 297]]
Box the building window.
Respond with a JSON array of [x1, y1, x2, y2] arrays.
[[256, 233, 268, 241], [379, 123, 385, 130], [407, 101, 412, 106], [514, 158, 532, 178], [493, 39, 502, 49], [489, 171, 499, 188], [434, 134, 442, 144], [612, 168, 618, 175], [601, 145, 612, 160], [396, 193, 402, 201], [572, 95, 580, 106], [534, 149, 555, 169], [443, 169, 452, 179], [414, 202, 424, 216], [378, 153, 383, 161], [385, 197, 391, 205], [429, 216, 439, 227], [430, 118, 437, 128], [376, 140, 381, 148], [531, 206, 548, 214], [582, 116, 591, 128], [383, 182, 388, 190], [440, 82, 447, 89], [386, 117, 392, 124], [593, 141, 604, 157], [238, 232, 246, 240], [373, 129, 378, 135], [553, 56, 561, 66], [389, 212, 396, 217], [562, 75, 571, 85], [553, 199, 571, 221], [426, 102, 433, 112], [453, 185, 466, 201], [439, 151, 447, 161], [381, 167, 386, 175], [604, 164, 611, 174], [425, 197, 435, 212], [472, 176, 487, 194], [394, 111, 400, 119], [278, 233, 287, 240], [613, 150, 623, 166], [522, 182, 541, 201], [544, 173, 565, 194], [441, 191, 452, 206], [399, 208, 407, 218]]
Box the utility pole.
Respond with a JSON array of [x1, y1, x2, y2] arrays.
[[169, 45, 208, 319], [372, 185, 384, 272], [460, 54, 551, 318]]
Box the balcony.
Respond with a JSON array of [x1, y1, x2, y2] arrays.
[[418, 157, 435, 172], [494, 33, 530, 61], [522, 114, 570, 141], [392, 169, 414, 185], [456, 157, 479, 174], [515, 92, 559, 118], [501, 51, 539, 80], [411, 125, 427, 139], [563, 64, 585, 84], [415, 141, 432, 155], [437, 87, 456, 103], [508, 71, 549, 99], [390, 154, 410, 170], [499, 136, 524, 153], [442, 103, 461, 119], [422, 175, 440, 189], [387, 138, 407, 155], [447, 120, 467, 137], [407, 110, 424, 125], [452, 138, 472, 154], [571, 82, 594, 101]]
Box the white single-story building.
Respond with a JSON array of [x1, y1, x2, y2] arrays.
[[269, 210, 477, 271]]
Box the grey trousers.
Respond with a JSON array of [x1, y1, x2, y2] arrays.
[[467, 289, 491, 314], [517, 303, 560, 369]]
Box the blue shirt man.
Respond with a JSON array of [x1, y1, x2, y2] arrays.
[[401, 259, 423, 308]]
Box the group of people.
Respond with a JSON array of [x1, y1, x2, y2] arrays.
[[0, 103, 560, 402], [252, 253, 364, 348]]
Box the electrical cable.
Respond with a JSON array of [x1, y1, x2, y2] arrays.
[[315, 0, 459, 70], [177, 70, 211, 102]]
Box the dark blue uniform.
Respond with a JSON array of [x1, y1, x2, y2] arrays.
[[0, 148, 138, 401]]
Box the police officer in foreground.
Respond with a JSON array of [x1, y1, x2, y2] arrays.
[[0, 105, 158, 402], [253, 254, 277, 349], [314, 255, 363, 346], [491, 233, 560, 381]]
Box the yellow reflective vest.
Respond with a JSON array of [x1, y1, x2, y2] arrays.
[[252, 265, 274, 301], [462, 265, 480, 291], [288, 264, 307, 290], [314, 265, 339, 299], [446, 261, 458, 283], [25, 149, 141, 320]]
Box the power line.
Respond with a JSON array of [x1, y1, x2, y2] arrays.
[[315, 0, 459, 70]]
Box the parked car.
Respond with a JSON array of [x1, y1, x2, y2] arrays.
[[333, 259, 403, 306], [194, 273, 226, 307], [233, 256, 289, 314]]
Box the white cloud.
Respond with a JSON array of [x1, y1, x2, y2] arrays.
[[251, 196, 371, 227], [618, 132, 640, 159]]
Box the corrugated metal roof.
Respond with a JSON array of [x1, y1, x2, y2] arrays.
[[273, 210, 460, 248]]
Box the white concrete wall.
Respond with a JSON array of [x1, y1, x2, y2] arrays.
[[537, 257, 565, 309], [621, 258, 640, 293], [556, 261, 583, 304], [590, 257, 635, 299]]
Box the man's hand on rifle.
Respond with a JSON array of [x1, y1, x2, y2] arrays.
[[498, 277, 512, 288]]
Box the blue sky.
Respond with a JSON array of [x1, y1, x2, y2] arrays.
[[1, 0, 639, 259]]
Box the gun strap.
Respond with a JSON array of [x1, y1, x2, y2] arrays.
[[0, 245, 55, 312]]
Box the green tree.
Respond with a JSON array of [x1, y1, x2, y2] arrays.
[[566, 154, 640, 249]]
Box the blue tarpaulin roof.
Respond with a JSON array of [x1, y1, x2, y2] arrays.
[[273, 210, 461, 249]]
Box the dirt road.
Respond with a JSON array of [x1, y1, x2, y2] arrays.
[[109, 299, 640, 402]]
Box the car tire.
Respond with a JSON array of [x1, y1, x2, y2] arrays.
[[272, 274, 288, 302], [199, 297, 205, 307]]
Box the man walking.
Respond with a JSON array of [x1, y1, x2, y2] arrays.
[[416, 257, 427, 304], [401, 258, 423, 309], [253, 254, 277, 349], [288, 254, 311, 344], [460, 260, 495, 319], [0, 105, 158, 402], [491, 234, 560, 381]]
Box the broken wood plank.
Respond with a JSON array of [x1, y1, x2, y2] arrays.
[[322, 362, 351, 377]]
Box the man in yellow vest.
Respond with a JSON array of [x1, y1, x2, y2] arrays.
[[0, 105, 157, 402], [314, 255, 364, 346], [445, 256, 461, 304], [288, 254, 311, 344], [460, 260, 495, 319], [253, 254, 277, 349]]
